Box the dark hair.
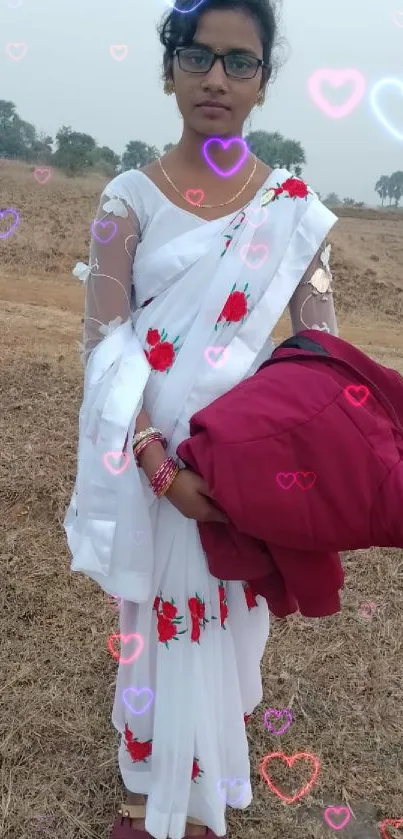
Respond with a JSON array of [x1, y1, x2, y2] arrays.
[[158, 0, 284, 90]]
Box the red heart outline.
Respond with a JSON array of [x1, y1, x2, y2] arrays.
[[295, 471, 316, 490], [276, 472, 296, 490], [259, 751, 320, 804], [344, 384, 369, 406], [380, 818, 403, 838], [108, 632, 144, 665], [185, 189, 205, 206]]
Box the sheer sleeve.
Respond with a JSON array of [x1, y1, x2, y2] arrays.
[[288, 240, 338, 337], [73, 188, 141, 367]]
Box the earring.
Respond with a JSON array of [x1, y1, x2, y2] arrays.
[[256, 89, 265, 107], [164, 79, 175, 96]]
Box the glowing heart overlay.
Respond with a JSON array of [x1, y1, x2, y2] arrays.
[[204, 347, 229, 369], [123, 687, 154, 715], [245, 207, 268, 229], [380, 818, 403, 838], [6, 42, 27, 60], [370, 78, 403, 142], [108, 633, 144, 665], [34, 168, 51, 184], [324, 806, 351, 831], [103, 450, 130, 475], [260, 751, 320, 804], [185, 189, 205, 206], [167, 0, 207, 11], [110, 45, 129, 62], [203, 137, 249, 178], [276, 472, 316, 491], [0, 208, 21, 239], [91, 219, 118, 244], [344, 384, 369, 406], [308, 68, 366, 119], [358, 602, 377, 620], [217, 778, 248, 806], [240, 244, 269, 269], [263, 708, 294, 736]]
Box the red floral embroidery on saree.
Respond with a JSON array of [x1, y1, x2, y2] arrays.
[[124, 723, 152, 763], [192, 757, 204, 783], [188, 594, 209, 643], [220, 211, 246, 258], [243, 582, 259, 611], [218, 581, 228, 629], [145, 328, 180, 373], [215, 282, 250, 330], [268, 177, 309, 203], [244, 713, 251, 725], [154, 593, 187, 647]]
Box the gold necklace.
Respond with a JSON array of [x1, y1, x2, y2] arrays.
[[158, 154, 258, 209]]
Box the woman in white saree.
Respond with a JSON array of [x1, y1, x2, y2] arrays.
[[64, 1, 339, 838]]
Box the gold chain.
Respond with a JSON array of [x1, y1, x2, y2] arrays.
[[158, 154, 257, 209]]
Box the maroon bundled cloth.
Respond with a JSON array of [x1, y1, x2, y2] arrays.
[[177, 330, 403, 618]]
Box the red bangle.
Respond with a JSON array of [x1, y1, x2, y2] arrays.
[[150, 457, 179, 498]]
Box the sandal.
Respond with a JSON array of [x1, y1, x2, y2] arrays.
[[111, 803, 225, 838]]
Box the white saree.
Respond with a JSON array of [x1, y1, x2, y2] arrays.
[[64, 167, 338, 839]]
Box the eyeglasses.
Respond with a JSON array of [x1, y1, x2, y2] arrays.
[[174, 46, 266, 80]]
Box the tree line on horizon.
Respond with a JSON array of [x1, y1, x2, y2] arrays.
[[1, 99, 402, 208]]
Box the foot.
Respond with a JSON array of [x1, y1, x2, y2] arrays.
[[123, 793, 207, 835]]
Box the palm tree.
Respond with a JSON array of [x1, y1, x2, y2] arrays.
[[375, 175, 390, 207], [388, 171, 403, 208], [245, 130, 306, 172]]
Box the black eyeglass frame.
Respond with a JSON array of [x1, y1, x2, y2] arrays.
[[173, 46, 267, 79]]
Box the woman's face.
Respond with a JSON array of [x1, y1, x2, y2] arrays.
[[171, 8, 266, 138]]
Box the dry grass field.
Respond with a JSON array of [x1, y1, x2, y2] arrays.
[[1, 160, 403, 839]]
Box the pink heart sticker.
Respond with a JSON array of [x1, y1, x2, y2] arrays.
[[108, 632, 144, 665], [0, 208, 21, 240], [91, 219, 118, 244], [344, 384, 369, 406], [103, 451, 130, 476], [276, 472, 296, 490], [308, 68, 366, 119], [240, 243, 269, 269], [263, 707, 294, 736], [295, 471, 316, 490], [203, 137, 248, 177], [109, 44, 128, 62], [324, 806, 352, 831], [245, 207, 268, 229], [370, 78, 403, 142], [358, 602, 377, 620], [122, 686, 154, 715], [392, 10, 403, 26], [34, 167, 51, 184], [204, 346, 229, 369], [6, 41, 27, 60], [185, 189, 205, 206]]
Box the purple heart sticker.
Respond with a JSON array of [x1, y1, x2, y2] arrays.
[[91, 219, 117, 244], [202, 137, 249, 178], [217, 778, 248, 806], [123, 687, 154, 716], [0, 208, 21, 239], [263, 707, 294, 736]]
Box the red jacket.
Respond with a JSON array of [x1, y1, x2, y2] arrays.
[[177, 331, 403, 618]]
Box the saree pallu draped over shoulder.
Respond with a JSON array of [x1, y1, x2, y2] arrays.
[[64, 170, 337, 604]]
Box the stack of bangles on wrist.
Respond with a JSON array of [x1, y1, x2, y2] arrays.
[[132, 426, 179, 498]]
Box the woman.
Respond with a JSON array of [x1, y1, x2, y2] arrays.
[[64, 1, 339, 837]]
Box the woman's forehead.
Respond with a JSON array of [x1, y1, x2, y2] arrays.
[[194, 8, 263, 52]]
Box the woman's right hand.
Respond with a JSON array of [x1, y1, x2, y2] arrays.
[[165, 468, 229, 524]]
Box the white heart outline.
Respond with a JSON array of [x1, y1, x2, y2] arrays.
[[370, 77, 403, 141]]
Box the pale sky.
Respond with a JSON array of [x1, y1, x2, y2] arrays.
[[1, 0, 403, 205]]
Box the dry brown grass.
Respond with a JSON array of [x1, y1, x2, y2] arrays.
[[1, 160, 403, 839]]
